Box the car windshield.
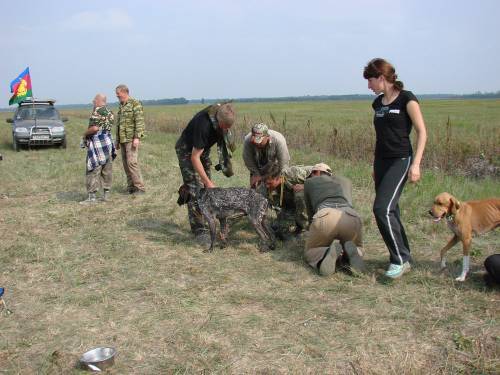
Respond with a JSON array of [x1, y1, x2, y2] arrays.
[[16, 106, 60, 120]]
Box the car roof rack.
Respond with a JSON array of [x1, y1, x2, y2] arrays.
[[18, 98, 56, 106]]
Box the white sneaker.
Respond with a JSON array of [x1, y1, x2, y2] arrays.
[[384, 262, 411, 279]]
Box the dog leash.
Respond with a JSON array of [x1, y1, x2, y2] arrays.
[[268, 176, 285, 207], [279, 176, 284, 207]]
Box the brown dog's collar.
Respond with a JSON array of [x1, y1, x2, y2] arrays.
[[446, 213, 455, 222]]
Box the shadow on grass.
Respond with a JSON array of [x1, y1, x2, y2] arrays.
[[1, 140, 13, 151], [56, 187, 134, 203], [269, 237, 304, 264], [221, 218, 306, 265], [55, 190, 86, 202], [127, 218, 191, 245]]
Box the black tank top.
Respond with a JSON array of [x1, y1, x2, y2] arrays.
[[372, 90, 418, 158]]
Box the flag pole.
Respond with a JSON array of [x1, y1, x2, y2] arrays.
[[30, 70, 36, 132]]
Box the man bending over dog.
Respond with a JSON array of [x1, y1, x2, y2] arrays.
[[304, 163, 365, 276], [175, 102, 236, 245], [242, 123, 290, 190]]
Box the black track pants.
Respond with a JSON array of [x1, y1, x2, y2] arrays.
[[373, 157, 412, 265]]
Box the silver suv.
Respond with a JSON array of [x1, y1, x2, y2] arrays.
[[6, 99, 68, 151]]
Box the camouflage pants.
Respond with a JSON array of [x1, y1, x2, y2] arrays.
[[86, 160, 112, 193], [175, 138, 212, 234], [273, 190, 308, 236]]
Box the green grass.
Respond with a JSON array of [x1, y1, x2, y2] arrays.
[[0, 100, 499, 374]]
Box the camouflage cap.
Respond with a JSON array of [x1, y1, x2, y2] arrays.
[[251, 123, 269, 144], [309, 163, 332, 177]]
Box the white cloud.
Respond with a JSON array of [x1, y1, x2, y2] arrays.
[[62, 9, 133, 32]]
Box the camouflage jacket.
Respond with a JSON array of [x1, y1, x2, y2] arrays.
[[268, 165, 313, 208], [89, 106, 114, 132], [282, 165, 313, 189], [116, 97, 145, 143]]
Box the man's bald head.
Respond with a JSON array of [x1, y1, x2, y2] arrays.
[[93, 93, 107, 107]]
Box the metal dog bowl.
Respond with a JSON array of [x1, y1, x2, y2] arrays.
[[80, 347, 116, 371]]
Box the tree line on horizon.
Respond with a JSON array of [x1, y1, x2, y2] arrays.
[[1, 91, 499, 111]]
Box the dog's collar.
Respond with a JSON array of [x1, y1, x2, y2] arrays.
[[446, 213, 455, 222]]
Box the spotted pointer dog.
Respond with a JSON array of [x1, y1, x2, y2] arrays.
[[178, 185, 276, 253]]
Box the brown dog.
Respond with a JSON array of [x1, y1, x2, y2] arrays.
[[429, 192, 500, 281]]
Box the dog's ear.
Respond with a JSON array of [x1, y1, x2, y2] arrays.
[[177, 184, 191, 206], [449, 196, 461, 215]]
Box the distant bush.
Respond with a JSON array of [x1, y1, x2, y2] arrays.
[[143, 98, 188, 106], [117, 100, 500, 177]]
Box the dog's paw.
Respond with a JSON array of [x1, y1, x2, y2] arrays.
[[455, 275, 466, 282], [259, 245, 271, 253]]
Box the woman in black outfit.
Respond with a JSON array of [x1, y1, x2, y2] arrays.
[[363, 58, 427, 279]]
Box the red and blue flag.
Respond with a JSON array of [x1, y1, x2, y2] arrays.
[[9, 67, 32, 105]]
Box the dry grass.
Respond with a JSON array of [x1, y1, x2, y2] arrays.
[[137, 99, 500, 175], [0, 101, 499, 374]]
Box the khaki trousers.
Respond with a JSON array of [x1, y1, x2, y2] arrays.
[[305, 208, 363, 268], [86, 160, 112, 193], [120, 142, 145, 192]]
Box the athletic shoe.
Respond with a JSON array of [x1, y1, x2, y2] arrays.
[[384, 262, 411, 279], [343, 241, 365, 273]]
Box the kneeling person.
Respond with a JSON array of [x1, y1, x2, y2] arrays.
[[264, 164, 312, 239], [304, 163, 365, 275]]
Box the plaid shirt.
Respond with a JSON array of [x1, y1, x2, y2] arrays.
[[86, 131, 115, 172]]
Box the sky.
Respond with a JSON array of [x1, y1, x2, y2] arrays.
[[1, 0, 499, 105]]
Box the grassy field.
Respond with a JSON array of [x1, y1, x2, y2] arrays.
[[0, 100, 499, 374]]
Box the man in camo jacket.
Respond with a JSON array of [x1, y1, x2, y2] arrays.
[[115, 84, 146, 195]]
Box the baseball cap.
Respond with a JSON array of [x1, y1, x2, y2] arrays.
[[251, 123, 269, 144], [310, 163, 332, 176]]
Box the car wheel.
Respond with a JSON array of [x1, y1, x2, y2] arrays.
[[60, 137, 67, 149]]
